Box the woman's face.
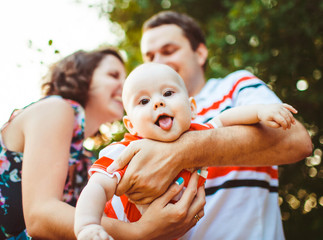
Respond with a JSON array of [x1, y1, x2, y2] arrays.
[[86, 54, 126, 124]]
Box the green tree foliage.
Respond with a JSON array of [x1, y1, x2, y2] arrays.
[[99, 0, 322, 239]]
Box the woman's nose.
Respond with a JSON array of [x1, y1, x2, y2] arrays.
[[115, 82, 123, 95]]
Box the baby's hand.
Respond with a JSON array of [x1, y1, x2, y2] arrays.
[[257, 103, 297, 130], [77, 224, 111, 240]]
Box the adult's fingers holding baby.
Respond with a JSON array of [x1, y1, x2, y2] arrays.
[[137, 172, 205, 239], [116, 139, 181, 202]]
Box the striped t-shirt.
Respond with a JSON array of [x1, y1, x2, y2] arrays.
[[180, 70, 285, 240]]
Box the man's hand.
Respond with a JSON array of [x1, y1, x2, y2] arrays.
[[107, 138, 183, 205]]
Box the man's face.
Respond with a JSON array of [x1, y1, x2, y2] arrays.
[[141, 24, 207, 97]]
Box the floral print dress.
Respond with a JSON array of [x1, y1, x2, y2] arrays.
[[0, 96, 95, 239]]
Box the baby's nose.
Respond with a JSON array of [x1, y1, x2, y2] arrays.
[[154, 101, 165, 110]]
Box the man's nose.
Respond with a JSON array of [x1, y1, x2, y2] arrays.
[[153, 53, 166, 64]]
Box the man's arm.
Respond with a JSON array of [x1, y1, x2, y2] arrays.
[[183, 120, 311, 167], [110, 120, 312, 204]]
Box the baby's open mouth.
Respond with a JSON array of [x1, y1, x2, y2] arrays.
[[155, 115, 174, 130]]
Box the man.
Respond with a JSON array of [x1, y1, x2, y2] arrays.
[[108, 11, 312, 239]]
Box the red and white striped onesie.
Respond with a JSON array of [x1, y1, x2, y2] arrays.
[[89, 122, 214, 222]]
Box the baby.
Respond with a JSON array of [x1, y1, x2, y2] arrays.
[[74, 63, 297, 239]]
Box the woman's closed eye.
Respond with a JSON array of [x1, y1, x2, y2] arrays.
[[108, 71, 120, 79]]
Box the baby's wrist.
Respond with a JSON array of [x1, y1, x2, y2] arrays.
[[209, 117, 223, 128]]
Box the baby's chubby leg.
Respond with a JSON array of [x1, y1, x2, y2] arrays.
[[77, 224, 112, 240]]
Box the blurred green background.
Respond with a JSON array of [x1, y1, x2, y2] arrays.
[[88, 0, 322, 239]]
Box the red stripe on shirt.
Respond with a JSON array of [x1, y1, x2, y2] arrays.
[[104, 200, 118, 219], [197, 76, 257, 116], [207, 166, 278, 180], [90, 156, 128, 179], [120, 195, 142, 222], [92, 156, 114, 168], [189, 123, 213, 130], [109, 134, 141, 147]]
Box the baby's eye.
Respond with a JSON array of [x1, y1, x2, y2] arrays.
[[164, 90, 174, 97], [139, 98, 150, 105]]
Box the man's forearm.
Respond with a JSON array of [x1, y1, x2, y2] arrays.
[[181, 120, 312, 168]]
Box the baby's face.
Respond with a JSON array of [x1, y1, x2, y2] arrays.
[[122, 63, 196, 142]]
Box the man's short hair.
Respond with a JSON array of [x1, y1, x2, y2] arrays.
[[142, 11, 206, 51]]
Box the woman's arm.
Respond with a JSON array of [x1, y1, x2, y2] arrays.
[[109, 120, 312, 204], [22, 98, 78, 239]]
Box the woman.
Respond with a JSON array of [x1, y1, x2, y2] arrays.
[[0, 48, 205, 239]]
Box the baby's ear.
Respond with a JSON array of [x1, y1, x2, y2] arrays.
[[123, 116, 137, 135], [189, 97, 197, 119]]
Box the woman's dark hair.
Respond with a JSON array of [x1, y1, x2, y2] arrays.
[[42, 47, 124, 107]]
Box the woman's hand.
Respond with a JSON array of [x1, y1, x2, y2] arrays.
[[101, 171, 205, 240], [135, 171, 206, 240]]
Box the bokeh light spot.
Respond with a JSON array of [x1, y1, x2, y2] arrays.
[[249, 35, 259, 47], [225, 34, 236, 45], [296, 79, 308, 91], [313, 69, 322, 80]]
